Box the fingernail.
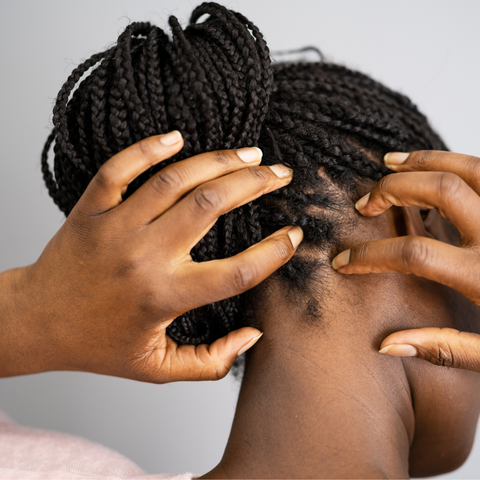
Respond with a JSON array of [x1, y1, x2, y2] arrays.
[[384, 152, 409, 166], [269, 164, 292, 178], [160, 130, 182, 146], [237, 147, 263, 163], [332, 249, 351, 270], [355, 192, 370, 211], [379, 344, 418, 357], [237, 332, 263, 356], [288, 226, 304, 248]]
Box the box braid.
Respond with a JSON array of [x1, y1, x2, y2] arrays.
[[41, 2, 447, 346]]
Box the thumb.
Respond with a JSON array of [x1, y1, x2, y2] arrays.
[[165, 327, 263, 382], [379, 327, 480, 372]]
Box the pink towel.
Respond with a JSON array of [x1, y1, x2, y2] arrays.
[[0, 410, 195, 479]]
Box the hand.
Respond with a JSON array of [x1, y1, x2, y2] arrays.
[[0, 131, 302, 382], [331, 150, 480, 372]]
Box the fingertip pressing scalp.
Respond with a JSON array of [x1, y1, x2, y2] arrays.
[[379, 344, 418, 357], [332, 249, 351, 270], [355, 192, 370, 211], [42, 2, 447, 347]]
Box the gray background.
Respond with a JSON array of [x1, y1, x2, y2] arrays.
[[1, 0, 479, 477]]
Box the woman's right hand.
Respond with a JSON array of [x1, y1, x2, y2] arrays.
[[0, 131, 302, 383]]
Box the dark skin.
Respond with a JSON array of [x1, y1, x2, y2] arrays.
[[334, 151, 480, 371], [0, 132, 303, 382], [3, 143, 480, 477], [204, 155, 480, 479]]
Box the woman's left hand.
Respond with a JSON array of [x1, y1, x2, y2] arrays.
[[0, 133, 302, 383], [332, 150, 480, 372]]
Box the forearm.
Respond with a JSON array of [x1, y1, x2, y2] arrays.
[[0, 266, 48, 377]]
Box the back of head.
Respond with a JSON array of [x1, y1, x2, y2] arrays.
[[42, 2, 446, 346]]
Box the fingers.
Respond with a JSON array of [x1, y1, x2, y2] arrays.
[[332, 236, 480, 305], [385, 150, 480, 196], [355, 172, 480, 243], [174, 226, 303, 312], [152, 164, 293, 252], [158, 327, 263, 382], [378, 327, 480, 373], [75, 132, 184, 215], [122, 146, 264, 224]]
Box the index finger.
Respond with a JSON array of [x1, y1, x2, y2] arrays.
[[75, 131, 184, 215], [121, 146, 264, 224], [171, 226, 303, 313], [385, 150, 480, 196], [354, 171, 480, 243], [331, 236, 480, 306]]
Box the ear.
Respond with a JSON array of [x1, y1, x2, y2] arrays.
[[402, 204, 461, 246], [401, 206, 428, 237], [350, 205, 428, 244]]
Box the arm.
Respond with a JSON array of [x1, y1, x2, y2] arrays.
[[0, 266, 40, 377]]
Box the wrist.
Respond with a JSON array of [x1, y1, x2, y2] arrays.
[[0, 266, 52, 377]]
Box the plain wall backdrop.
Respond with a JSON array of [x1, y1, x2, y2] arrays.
[[1, 0, 479, 477]]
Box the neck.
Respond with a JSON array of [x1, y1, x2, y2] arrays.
[[203, 286, 415, 479]]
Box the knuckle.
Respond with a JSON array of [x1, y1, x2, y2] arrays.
[[437, 172, 465, 203], [415, 150, 434, 168], [353, 242, 370, 267], [192, 185, 223, 214], [248, 166, 273, 186], [138, 291, 157, 315], [272, 237, 294, 262], [95, 164, 120, 190], [212, 150, 231, 166], [113, 249, 148, 280], [426, 339, 456, 368], [136, 137, 155, 158], [151, 168, 184, 196], [232, 263, 257, 291], [376, 173, 394, 198], [191, 346, 230, 381], [113, 257, 140, 279], [63, 213, 95, 250], [464, 155, 480, 185], [400, 236, 430, 272], [212, 361, 229, 380]]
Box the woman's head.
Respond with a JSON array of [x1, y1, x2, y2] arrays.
[[42, 2, 446, 346]]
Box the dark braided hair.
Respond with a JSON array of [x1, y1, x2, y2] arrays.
[[41, 2, 446, 346]]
